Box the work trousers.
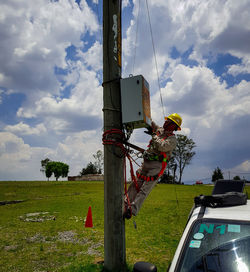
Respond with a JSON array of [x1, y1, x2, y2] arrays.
[[126, 159, 162, 216]]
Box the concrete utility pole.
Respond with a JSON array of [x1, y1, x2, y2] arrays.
[[103, 1, 126, 271]]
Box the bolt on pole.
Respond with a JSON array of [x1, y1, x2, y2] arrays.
[[103, 1, 126, 271]]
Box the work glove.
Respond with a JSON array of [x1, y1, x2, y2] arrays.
[[144, 126, 153, 135]]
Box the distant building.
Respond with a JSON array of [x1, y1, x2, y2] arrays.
[[68, 174, 104, 181]]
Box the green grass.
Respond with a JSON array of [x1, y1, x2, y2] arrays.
[[0, 181, 249, 272]]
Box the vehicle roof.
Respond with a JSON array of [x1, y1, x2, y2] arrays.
[[202, 200, 250, 221], [190, 200, 250, 222]]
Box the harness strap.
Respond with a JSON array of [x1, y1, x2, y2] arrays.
[[136, 152, 168, 182]]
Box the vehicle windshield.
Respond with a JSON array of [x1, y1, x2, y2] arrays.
[[178, 219, 250, 272]]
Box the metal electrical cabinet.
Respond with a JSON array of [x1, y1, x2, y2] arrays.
[[120, 75, 151, 129]]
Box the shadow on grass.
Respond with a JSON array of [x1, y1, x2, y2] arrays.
[[63, 263, 132, 272]]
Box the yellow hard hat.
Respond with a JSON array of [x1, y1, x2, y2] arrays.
[[165, 113, 182, 130]]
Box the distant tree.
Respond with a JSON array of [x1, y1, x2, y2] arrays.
[[61, 163, 69, 178], [172, 134, 196, 184], [45, 162, 53, 181], [80, 162, 98, 176], [93, 150, 104, 174], [212, 167, 224, 182], [233, 175, 241, 181], [159, 172, 175, 184], [41, 158, 51, 174], [45, 161, 69, 181]]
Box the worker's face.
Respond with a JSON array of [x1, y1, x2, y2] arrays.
[[163, 119, 177, 131]]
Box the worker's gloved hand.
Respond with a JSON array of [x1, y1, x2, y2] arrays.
[[144, 126, 153, 135], [151, 121, 158, 132]]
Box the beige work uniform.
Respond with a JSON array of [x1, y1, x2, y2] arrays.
[[126, 127, 177, 216]]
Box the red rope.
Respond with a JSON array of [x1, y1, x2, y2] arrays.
[[102, 129, 140, 214]]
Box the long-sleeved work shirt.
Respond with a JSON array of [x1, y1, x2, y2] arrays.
[[147, 127, 177, 157]]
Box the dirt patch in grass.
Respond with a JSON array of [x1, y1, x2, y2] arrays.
[[26, 230, 102, 253], [19, 212, 56, 222], [4, 245, 19, 251]]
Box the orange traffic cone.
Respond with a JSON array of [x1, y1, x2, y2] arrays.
[[85, 206, 93, 228]]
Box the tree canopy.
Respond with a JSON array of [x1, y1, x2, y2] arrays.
[[44, 161, 69, 181], [212, 167, 224, 182], [171, 134, 196, 183], [80, 162, 98, 176], [93, 150, 103, 174], [233, 175, 241, 181], [40, 158, 51, 173], [159, 135, 196, 184], [79, 150, 104, 176]]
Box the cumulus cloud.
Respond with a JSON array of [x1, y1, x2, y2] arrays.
[[123, 0, 250, 77], [0, 132, 57, 180], [233, 160, 250, 173], [0, 132, 42, 180], [77, 41, 102, 71], [17, 62, 103, 133], [149, 64, 227, 126], [4, 122, 47, 135], [0, 0, 98, 98], [228, 59, 250, 76], [55, 130, 103, 174], [0, 132, 32, 162]]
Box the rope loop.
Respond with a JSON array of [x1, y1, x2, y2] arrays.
[[102, 129, 140, 211]]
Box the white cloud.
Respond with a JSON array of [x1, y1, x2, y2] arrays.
[[0, 132, 31, 162], [123, 0, 131, 9], [17, 63, 102, 134], [228, 59, 250, 76], [228, 160, 250, 175], [123, 0, 250, 77], [0, 132, 55, 180], [77, 41, 102, 71], [55, 130, 103, 175], [150, 64, 229, 127], [4, 122, 47, 135], [0, 0, 98, 98]]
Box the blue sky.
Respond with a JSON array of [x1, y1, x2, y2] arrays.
[[0, 0, 250, 182]]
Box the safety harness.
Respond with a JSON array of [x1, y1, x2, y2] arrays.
[[135, 130, 173, 182], [136, 152, 169, 182]]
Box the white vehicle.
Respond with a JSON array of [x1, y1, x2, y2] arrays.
[[133, 180, 249, 272]]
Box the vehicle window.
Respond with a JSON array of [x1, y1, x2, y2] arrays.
[[178, 219, 250, 272]]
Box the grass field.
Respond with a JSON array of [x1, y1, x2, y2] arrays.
[[0, 181, 249, 271]]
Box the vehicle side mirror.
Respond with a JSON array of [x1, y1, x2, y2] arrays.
[[133, 261, 157, 272]]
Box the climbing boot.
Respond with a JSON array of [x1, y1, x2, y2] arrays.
[[123, 206, 132, 220]]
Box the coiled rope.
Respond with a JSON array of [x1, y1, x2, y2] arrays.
[[102, 129, 140, 214]]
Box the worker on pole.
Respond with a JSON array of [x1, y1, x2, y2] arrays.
[[124, 113, 182, 219]]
